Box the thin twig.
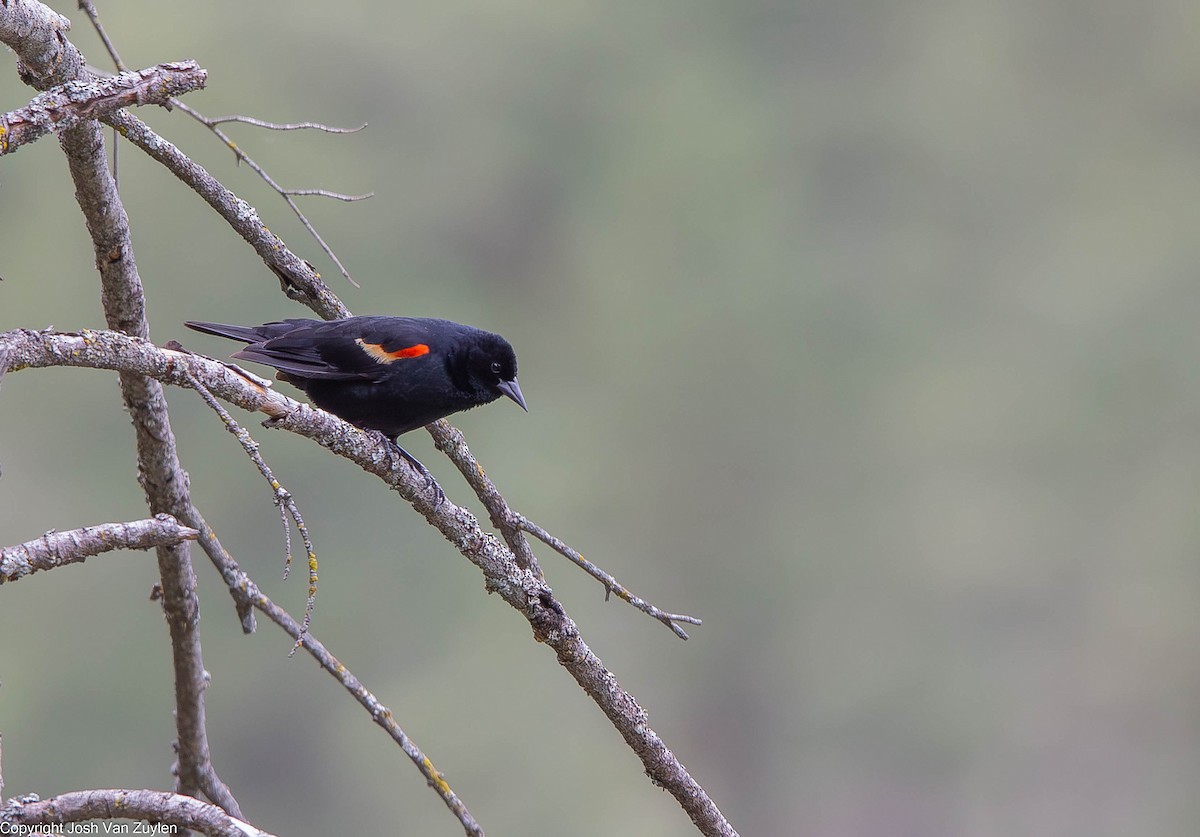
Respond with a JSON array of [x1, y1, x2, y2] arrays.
[[513, 512, 703, 640], [77, 0, 128, 72], [430, 420, 701, 638], [114, 461, 483, 833], [172, 96, 365, 287], [183, 369, 319, 651], [282, 188, 375, 201], [237, 571, 484, 835], [206, 115, 368, 133], [101, 107, 351, 318]]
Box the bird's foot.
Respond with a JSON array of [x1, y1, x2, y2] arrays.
[[380, 433, 445, 508]]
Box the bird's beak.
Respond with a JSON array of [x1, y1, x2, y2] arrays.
[[497, 378, 528, 412]]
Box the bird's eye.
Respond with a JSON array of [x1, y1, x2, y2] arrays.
[[490, 361, 503, 375]]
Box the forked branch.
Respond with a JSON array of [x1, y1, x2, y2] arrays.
[[0, 328, 740, 837]]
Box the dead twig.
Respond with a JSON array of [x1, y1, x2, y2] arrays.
[[183, 369, 319, 652], [169, 97, 368, 287], [281, 187, 374, 201], [77, 0, 127, 72], [206, 115, 368, 133], [514, 512, 703, 640], [429, 420, 701, 638]]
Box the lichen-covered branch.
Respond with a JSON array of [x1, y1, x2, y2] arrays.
[[1, 789, 274, 837], [0, 327, 740, 837], [0, 61, 207, 155], [0, 515, 199, 583], [0, 0, 82, 91], [56, 115, 239, 813]]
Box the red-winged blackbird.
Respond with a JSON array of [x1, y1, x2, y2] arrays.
[[185, 316, 526, 501]]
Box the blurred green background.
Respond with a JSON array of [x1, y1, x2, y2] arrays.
[[4, 1, 1200, 835]]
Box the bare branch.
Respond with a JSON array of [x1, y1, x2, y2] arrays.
[[0, 328, 741, 837], [0, 515, 199, 582], [0, 61, 207, 156], [281, 187, 374, 201], [206, 114, 368, 133], [0, 7, 281, 811], [0, 7, 243, 809], [55, 114, 239, 811], [2, 789, 274, 837]]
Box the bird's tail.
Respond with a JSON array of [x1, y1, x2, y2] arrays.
[[184, 320, 267, 344]]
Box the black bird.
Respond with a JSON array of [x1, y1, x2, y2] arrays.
[[185, 316, 526, 501]]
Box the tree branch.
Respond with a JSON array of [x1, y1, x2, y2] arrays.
[[56, 115, 239, 814], [0, 2, 242, 813], [0, 515, 199, 582], [1, 789, 274, 837], [429, 420, 703, 638], [0, 60, 207, 155], [0, 328, 740, 837], [205, 115, 368, 133]]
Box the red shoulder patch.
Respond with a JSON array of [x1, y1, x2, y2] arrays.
[[355, 338, 430, 364]]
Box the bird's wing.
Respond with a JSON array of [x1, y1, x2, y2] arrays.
[[233, 317, 439, 381]]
